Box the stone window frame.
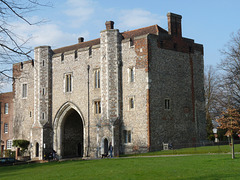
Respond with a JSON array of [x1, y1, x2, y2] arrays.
[[4, 123, 8, 133], [64, 72, 73, 93], [128, 67, 135, 83], [128, 96, 135, 110], [94, 100, 101, 114], [4, 103, 8, 114], [7, 140, 12, 149], [22, 83, 28, 98], [94, 68, 100, 89], [123, 129, 132, 144], [164, 98, 171, 110]]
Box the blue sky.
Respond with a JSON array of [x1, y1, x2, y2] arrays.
[[1, 0, 240, 92]]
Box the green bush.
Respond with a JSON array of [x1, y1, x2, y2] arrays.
[[13, 140, 30, 154]]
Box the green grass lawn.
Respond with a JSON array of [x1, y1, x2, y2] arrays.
[[122, 143, 240, 157], [1, 154, 240, 180]]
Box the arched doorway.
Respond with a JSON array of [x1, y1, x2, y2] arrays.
[[36, 143, 39, 157], [61, 109, 83, 158], [53, 102, 85, 158]]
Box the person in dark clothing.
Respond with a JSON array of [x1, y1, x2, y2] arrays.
[[108, 142, 113, 158]]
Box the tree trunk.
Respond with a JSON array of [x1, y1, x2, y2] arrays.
[[231, 135, 235, 159]]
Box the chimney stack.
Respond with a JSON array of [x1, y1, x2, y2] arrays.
[[105, 21, 114, 30], [78, 37, 84, 43], [167, 12, 182, 37]]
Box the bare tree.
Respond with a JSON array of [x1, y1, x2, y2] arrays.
[[204, 66, 222, 140], [0, 0, 49, 85], [220, 29, 240, 108]]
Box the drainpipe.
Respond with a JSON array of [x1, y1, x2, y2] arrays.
[[87, 65, 90, 157]]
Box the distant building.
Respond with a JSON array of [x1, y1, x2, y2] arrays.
[[0, 92, 14, 156], [5, 12, 205, 160]]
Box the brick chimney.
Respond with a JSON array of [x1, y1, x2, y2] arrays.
[[167, 12, 182, 37], [105, 21, 114, 30], [78, 37, 84, 43]]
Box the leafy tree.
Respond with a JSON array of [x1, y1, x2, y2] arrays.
[[13, 139, 30, 155], [216, 108, 240, 159]]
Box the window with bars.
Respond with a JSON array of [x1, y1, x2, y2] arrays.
[[94, 101, 101, 114], [4, 103, 8, 114], [123, 130, 131, 143], [7, 140, 12, 149], [65, 74, 72, 92], [22, 84, 27, 98], [4, 123, 8, 133], [94, 69, 100, 88], [165, 99, 170, 110]]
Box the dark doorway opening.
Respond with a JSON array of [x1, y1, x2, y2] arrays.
[[62, 109, 83, 158], [104, 138, 108, 155], [36, 143, 39, 157]]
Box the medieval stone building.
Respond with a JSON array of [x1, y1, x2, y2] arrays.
[[10, 12, 206, 160]]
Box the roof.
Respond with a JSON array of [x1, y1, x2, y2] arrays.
[[52, 25, 168, 54]]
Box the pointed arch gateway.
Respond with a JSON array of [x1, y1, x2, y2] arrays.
[[53, 102, 85, 158]]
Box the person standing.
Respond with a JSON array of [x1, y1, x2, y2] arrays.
[[109, 142, 113, 158]]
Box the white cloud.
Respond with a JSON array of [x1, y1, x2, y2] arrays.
[[64, 0, 96, 27], [118, 9, 163, 30], [11, 20, 90, 49]]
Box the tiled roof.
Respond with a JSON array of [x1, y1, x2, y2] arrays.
[[53, 38, 100, 54], [122, 25, 167, 39], [52, 25, 168, 54]]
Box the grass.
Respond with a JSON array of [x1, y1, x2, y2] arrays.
[[1, 154, 240, 179], [122, 143, 240, 157]]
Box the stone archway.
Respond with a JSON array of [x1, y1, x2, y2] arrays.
[[53, 102, 85, 158]]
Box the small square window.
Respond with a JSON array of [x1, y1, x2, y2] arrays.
[[95, 101, 101, 114], [165, 99, 170, 110], [123, 130, 131, 143]]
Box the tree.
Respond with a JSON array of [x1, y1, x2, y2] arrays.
[[220, 29, 240, 108], [204, 65, 222, 140], [0, 0, 48, 85], [13, 139, 30, 155], [216, 108, 240, 159]]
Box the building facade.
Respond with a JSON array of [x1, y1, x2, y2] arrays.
[[0, 92, 14, 156], [11, 12, 206, 160]]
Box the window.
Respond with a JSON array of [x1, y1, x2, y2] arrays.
[[4, 123, 8, 133], [123, 130, 131, 143], [165, 99, 170, 110], [65, 74, 72, 92], [7, 140, 12, 149], [74, 50, 78, 59], [94, 101, 101, 114], [94, 69, 100, 88], [129, 97, 134, 109], [43, 60, 45, 66], [61, 53, 64, 62], [42, 88, 45, 95], [129, 67, 134, 82], [89, 47, 92, 57], [4, 103, 8, 114], [22, 84, 27, 98], [42, 113, 45, 120]]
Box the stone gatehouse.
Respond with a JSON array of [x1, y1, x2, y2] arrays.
[[11, 12, 206, 160]]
